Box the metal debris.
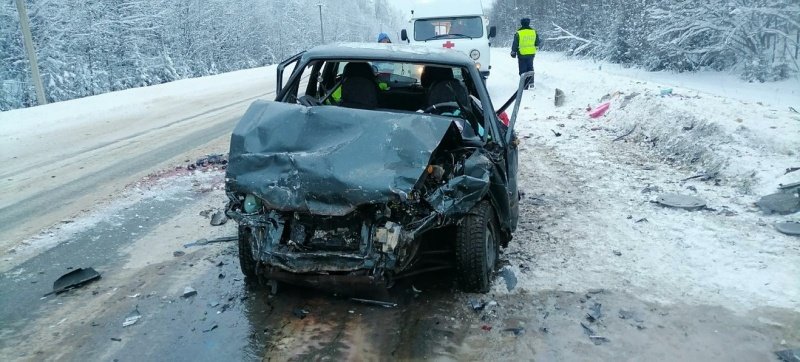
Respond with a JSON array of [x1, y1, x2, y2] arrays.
[[202, 324, 218, 333], [45, 267, 101, 296], [122, 307, 142, 327], [775, 222, 800, 236], [656, 193, 706, 211], [110, 337, 122, 342], [182, 287, 197, 298], [756, 193, 800, 215], [350, 298, 397, 308]]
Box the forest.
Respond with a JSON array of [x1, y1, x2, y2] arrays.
[[1, 0, 402, 110], [489, 0, 800, 82]]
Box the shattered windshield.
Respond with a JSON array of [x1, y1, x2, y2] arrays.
[[414, 16, 483, 41]]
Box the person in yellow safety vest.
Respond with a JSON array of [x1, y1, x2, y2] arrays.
[[510, 18, 541, 87]]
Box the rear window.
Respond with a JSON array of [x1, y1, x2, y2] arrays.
[[414, 16, 483, 41]]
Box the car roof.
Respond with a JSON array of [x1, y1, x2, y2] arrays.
[[301, 42, 476, 67]]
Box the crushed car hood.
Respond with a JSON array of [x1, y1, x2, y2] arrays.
[[226, 101, 456, 216]]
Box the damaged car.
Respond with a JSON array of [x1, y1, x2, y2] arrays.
[[226, 43, 533, 293]]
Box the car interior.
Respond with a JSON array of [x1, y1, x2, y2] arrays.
[[285, 59, 491, 141]]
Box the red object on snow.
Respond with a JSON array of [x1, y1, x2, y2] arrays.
[[589, 102, 610, 118], [481, 325, 493, 331], [498, 111, 509, 126]]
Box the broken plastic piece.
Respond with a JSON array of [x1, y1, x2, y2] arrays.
[[182, 287, 197, 298], [586, 303, 603, 322], [660, 88, 673, 96], [775, 222, 800, 236], [757, 193, 800, 215], [588, 102, 610, 118], [504, 327, 525, 336], [499, 266, 517, 291], [481, 325, 492, 332], [656, 193, 706, 211], [122, 307, 142, 327], [210, 211, 228, 226], [45, 267, 101, 296], [469, 299, 486, 312]]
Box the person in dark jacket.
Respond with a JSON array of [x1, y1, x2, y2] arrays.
[[510, 18, 540, 87]]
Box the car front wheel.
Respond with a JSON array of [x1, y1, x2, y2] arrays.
[[455, 200, 499, 293], [237, 226, 258, 280]]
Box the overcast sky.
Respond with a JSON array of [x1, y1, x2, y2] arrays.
[[386, 0, 492, 20]]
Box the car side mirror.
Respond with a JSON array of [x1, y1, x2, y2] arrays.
[[401, 29, 408, 42], [488, 26, 497, 38]]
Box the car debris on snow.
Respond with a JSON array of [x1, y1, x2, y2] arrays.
[[173, 250, 185, 257], [775, 222, 800, 236], [350, 298, 397, 308], [210, 211, 228, 226], [580, 322, 609, 345], [779, 181, 800, 190], [182, 236, 237, 248], [292, 308, 309, 319], [503, 327, 525, 336], [481, 325, 493, 332], [45, 267, 102, 296], [469, 299, 486, 312], [202, 324, 218, 333], [586, 302, 603, 323], [775, 348, 800, 362], [188, 154, 228, 170], [110, 337, 122, 342], [554, 89, 565, 107], [182, 286, 197, 298], [756, 193, 800, 215], [655, 193, 706, 211], [499, 266, 518, 291], [122, 306, 142, 327]]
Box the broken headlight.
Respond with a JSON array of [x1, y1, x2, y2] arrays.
[[243, 194, 262, 214]]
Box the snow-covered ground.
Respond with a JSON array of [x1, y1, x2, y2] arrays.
[[487, 49, 800, 313]]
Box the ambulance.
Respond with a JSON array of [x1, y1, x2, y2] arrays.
[[400, 0, 496, 78]]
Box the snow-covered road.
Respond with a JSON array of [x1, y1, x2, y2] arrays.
[[0, 66, 276, 258]]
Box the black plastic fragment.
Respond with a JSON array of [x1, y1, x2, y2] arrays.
[[45, 267, 101, 296]]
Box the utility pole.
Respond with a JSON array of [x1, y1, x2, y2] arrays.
[[15, 0, 47, 105], [317, 4, 325, 44]]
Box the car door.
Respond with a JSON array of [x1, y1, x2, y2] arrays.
[[502, 71, 535, 230]]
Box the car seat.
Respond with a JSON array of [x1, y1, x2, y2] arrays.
[[422, 66, 469, 108], [340, 62, 378, 110]]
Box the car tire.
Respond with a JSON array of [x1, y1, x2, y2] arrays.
[[237, 226, 258, 280], [455, 200, 499, 293]]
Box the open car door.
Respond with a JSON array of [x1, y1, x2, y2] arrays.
[[494, 71, 535, 231]]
